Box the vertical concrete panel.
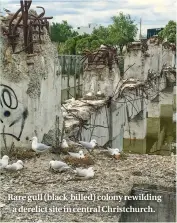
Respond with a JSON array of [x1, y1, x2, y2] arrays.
[[162, 48, 174, 67], [124, 50, 142, 80], [0, 39, 62, 149], [80, 92, 146, 148], [81, 106, 109, 146], [143, 51, 151, 80], [112, 126, 124, 151]]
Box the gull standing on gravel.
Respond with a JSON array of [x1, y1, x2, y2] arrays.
[[49, 160, 70, 172], [61, 139, 69, 149], [100, 44, 107, 49], [68, 150, 85, 159], [5, 160, 24, 171], [106, 148, 120, 156], [96, 91, 102, 96], [0, 155, 9, 169], [62, 111, 68, 117], [61, 107, 68, 117], [30, 136, 52, 153], [79, 139, 97, 153], [66, 97, 75, 103], [85, 92, 93, 97], [74, 167, 95, 179]]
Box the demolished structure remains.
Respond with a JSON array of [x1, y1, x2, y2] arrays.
[[62, 38, 176, 153], [0, 0, 62, 150], [1, 0, 52, 54], [0, 1, 176, 222], [0, 1, 176, 155]]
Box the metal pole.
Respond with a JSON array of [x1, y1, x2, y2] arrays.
[[78, 57, 81, 97], [67, 56, 70, 99], [109, 101, 113, 147], [74, 56, 77, 98], [68, 56, 72, 99], [21, 0, 28, 53], [139, 18, 142, 40]]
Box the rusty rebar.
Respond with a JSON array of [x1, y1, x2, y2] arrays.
[[5, 0, 52, 54], [12, 0, 32, 35], [81, 46, 118, 70], [36, 6, 45, 18]]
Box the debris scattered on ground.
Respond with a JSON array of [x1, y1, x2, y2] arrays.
[[0, 152, 175, 222]]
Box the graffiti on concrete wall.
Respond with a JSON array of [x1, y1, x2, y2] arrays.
[[0, 84, 28, 141]]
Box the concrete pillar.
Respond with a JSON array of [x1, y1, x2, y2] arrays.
[[0, 29, 63, 149]]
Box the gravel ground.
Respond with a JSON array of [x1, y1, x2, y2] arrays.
[[0, 151, 176, 222]]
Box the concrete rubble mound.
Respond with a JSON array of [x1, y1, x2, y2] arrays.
[[62, 98, 107, 133]]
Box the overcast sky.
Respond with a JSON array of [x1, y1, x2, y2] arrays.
[[1, 0, 176, 36]]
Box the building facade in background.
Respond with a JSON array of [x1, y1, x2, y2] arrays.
[[76, 23, 100, 35], [147, 28, 163, 39]]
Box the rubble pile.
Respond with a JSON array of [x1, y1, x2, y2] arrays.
[[62, 98, 107, 133]]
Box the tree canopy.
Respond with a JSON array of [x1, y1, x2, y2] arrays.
[[109, 12, 138, 54], [91, 25, 111, 44], [50, 20, 78, 42], [50, 12, 138, 55], [158, 20, 176, 43]]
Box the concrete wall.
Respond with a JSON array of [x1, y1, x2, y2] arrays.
[[76, 23, 100, 35], [61, 75, 83, 90], [77, 80, 168, 153], [76, 89, 144, 151], [121, 38, 175, 154], [159, 91, 174, 118], [145, 87, 175, 154], [81, 106, 110, 146], [148, 102, 160, 118], [124, 38, 175, 81], [0, 29, 63, 149], [172, 52, 176, 67], [59, 55, 83, 102], [150, 127, 165, 153], [68, 41, 173, 153], [63, 79, 174, 156], [82, 63, 121, 97], [124, 46, 143, 80], [173, 86, 176, 122], [61, 75, 83, 102]]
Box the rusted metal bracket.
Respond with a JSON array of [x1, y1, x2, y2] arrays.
[[4, 0, 53, 54], [81, 46, 119, 71]]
